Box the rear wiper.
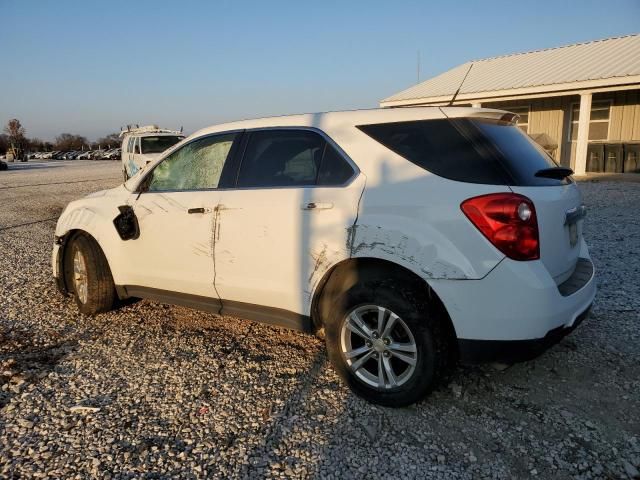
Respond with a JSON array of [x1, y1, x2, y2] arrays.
[[534, 167, 573, 179]]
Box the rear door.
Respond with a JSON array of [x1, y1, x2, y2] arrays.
[[213, 128, 363, 318]]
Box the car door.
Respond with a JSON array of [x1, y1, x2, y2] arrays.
[[213, 128, 364, 321], [119, 132, 242, 298]]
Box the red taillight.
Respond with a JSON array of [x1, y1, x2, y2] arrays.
[[461, 193, 539, 261]]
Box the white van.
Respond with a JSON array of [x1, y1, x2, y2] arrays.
[[120, 125, 184, 180]]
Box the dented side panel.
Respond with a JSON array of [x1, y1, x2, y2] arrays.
[[350, 177, 511, 280], [333, 134, 512, 281]]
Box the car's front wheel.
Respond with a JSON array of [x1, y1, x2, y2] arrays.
[[325, 278, 451, 406], [64, 233, 116, 315]]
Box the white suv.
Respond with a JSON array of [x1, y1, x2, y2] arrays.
[[52, 107, 596, 406]]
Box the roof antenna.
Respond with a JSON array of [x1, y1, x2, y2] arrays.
[[447, 63, 474, 106]]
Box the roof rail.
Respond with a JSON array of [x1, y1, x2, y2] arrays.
[[119, 124, 183, 137]]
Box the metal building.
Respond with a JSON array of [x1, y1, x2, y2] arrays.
[[381, 34, 640, 175]]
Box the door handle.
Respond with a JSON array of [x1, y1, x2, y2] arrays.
[[302, 202, 333, 210], [187, 207, 206, 214]]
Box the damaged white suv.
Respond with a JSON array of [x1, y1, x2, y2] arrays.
[[53, 108, 595, 406]]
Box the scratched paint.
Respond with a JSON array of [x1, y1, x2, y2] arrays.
[[308, 244, 329, 283], [349, 223, 471, 280]]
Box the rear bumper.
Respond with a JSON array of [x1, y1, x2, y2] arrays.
[[428, 239, 596, 361], [458, 303, 591, 364]]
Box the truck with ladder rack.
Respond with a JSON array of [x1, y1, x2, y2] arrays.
[[120, 125, 185, 180]]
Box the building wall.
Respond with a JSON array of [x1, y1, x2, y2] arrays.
[[480, 89, 640, 170], [483, 97, 572, 166], [603, 90, 640, 141]]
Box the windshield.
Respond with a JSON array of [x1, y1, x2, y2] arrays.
[[140, 136, 184, 154]]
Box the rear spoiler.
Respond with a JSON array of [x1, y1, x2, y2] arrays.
[[438, 107, 519, 124]]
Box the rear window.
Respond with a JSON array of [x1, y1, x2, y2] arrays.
[[141, 135, 184, 154], [358, 118, 568, 186]]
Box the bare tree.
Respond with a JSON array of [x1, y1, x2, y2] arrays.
[[55, 133, 89, 151], [29, 137, 45, 151], [96, 133, 121, 149], [4, 118, 26, 140], [3, 119, 27, 158]]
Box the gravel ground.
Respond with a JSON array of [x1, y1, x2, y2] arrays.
[[1, 161, 639, 479]]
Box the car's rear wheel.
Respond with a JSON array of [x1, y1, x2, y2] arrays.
[[65, 233, 116, 315], [325, 278, 451, 406]]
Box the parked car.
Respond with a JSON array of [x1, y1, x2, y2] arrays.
[[76, 151, 93, 160], [91, 150, 107, 160], [52, 107, 595, 406], [120, 125, 184, 180], [104, 148, 121, 160]]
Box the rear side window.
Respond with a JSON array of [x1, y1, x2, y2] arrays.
[[358, 119, 566, 186], [318, 144, 355, 186], [237, 130, 354, 188]]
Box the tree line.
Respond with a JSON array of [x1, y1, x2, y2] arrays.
[[1, 118, 121, 155]]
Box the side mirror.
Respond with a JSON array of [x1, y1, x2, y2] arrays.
[[134, 145, 140, 154]]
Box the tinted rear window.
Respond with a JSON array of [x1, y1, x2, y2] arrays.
[[358, 118, 568, 186]]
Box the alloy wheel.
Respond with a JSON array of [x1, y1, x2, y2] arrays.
[[340, 305, 418, 389]]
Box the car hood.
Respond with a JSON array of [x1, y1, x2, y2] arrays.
[[56, 184, 131, 237], [84, 184, 129, 199]]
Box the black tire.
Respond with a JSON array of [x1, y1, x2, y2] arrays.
[[324, 275, 451, 407], [64, 233, 116, 315]]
